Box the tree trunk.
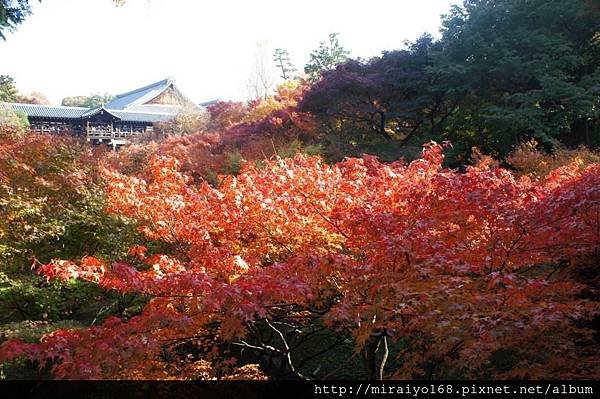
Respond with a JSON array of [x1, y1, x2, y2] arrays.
[[370, 111, 392, 140], [363, 335, 379, 380], [363, 334, 387, 380], [584, 119, 591, 148]]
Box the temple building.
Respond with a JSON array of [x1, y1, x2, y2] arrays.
[[1, 78, 201, 147]]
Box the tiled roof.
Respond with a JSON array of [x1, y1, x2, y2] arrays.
[[1, 102, 177, 124], [1, 78, 200, 125], [105, 78, 174, 110], [199, 100, 221, 108], [81, 106, 105, 118], [111, 110, 176, 123], [199, 99, 219, 107], [1, 103, 88, 119], [125, 104, 182, 115], [81, 106, 176, 123]]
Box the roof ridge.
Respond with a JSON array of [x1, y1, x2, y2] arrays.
[[81, 106, 121, 118], [113, 78, 172, 99]]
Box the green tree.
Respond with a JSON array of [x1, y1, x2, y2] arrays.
[[300, 0, 600, 163], [0, 0, 38, 40], [61, 93, 114, 108], [0, 75, 18, 102], [61, 96, 86, 107], [435, 0, 600, 155], [304, 32, 350, 81], [273, 48, 297, 80], [0, 107, 29, 138], [299, 35, 456, 160]]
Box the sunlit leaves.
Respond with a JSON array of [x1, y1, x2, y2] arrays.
[[2, 142, 599, 379]]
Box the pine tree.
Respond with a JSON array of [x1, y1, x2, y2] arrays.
[[304, 33, 350, 81]]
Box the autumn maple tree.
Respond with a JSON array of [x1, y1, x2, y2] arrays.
[[111, 81, 317, 185], [1, 142, 598, 380]]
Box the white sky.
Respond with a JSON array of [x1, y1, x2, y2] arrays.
[[0, 0, 457, 105]]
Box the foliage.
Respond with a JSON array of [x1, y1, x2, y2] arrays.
[[300, 0, 600, 162], [130, 81, 319, 184], [0, 75, 18, 102], [506, 140, 600, 179], [273, 48, 297, 81], [15, 91, 50, 105], [304, 33, 350, 82], [1, 0, 600, 382], [0, 134, 141, 269], [0, 108, 29, 139], [206, 101, 248, 132], [0, 0, 37, 40], [436, 0, 600, 155], [1, 143, 598, 380], [114, 97, 316, 185], [0, 75, 50, 105], [61, 93, 114, 108], [0, 271, 122, 325], [0, 132, 149, 379], [300, 35, 440, 143], [241, 81, 301, 123], [153, 107, 209, 137]]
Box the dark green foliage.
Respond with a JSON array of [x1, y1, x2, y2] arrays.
[[301, 0, 600, 163], [0, 272, 119, 324], [0, 134, 150, 379], [0, 141, 142, 270], [437, 0, 600, 156], [300, 35, 446, 147], [0, 272, 148, 379], [0, 0, 38, 40]]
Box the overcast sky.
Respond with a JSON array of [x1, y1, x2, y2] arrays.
[[0, 0, 457, 105]]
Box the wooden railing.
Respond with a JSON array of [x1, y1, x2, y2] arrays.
[[86, 129, 144, 140]]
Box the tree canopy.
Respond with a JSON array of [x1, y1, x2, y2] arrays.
[[0, 0, 599, 384], [304, 33, 350, 82], [0, 0, 36, 40], [0, 75, 18, 102], [61, 93, 114, 108], [1, 143, 599, 379], [300, 0, 600, 161], [273, 48, 297, 81]]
